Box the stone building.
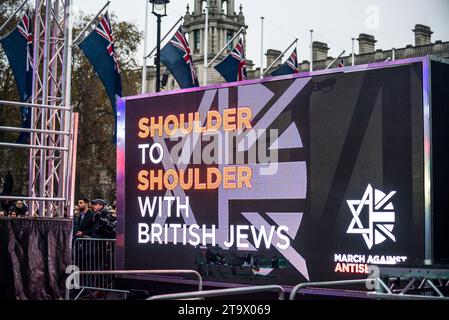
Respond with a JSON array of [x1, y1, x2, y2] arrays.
[[300, 25, 449, 72], [85, 9, 449, 204], [144, 1, 449, 94]]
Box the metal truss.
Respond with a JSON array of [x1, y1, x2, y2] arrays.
[[28, 0, 75, 217], [371, 265, 449, 299], [289, 272, 449, 300], [369, 277, 449, 299]]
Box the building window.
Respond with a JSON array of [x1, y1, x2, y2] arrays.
[[194, 30, 200, 51], [226, 31, 234, 51]]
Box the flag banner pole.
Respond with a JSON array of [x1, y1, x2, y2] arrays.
[[145, 16, 184, 59], [325, 50, 346, 70], [207, 27, 245, 68], [264, 38, 298, 75], [73, 1, 110, 45], [203, 4, 209, 86], [310, 29, 314, 72], [0, 0, 28, 35], [351, 37, 355, 66]]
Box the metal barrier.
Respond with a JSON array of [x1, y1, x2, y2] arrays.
[[65, 269, 203, 300], [72, 238, 116, 291], [148, 285, 285, 300], [366, 292, 449, 300], [289, 278, 449, 300], [289, 279, 390, 300]]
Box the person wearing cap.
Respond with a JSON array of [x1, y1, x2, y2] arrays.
[[92, 199, 116, 239]]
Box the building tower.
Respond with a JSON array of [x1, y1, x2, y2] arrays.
[[145, 0, 254, 92]]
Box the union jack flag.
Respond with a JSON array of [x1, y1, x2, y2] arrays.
[[271, 47, 299, 77], [286, 48, 299, 73], [215, 37, 247, 82], [231, 38, 247, 81], [17, 10, 33, 72], [95, 11, 120, 73], [337, 58, 345, 68], [169, 27, 197, 85], [160, 26, 198, 89], [78, 10, 123, 143], [0, 9, 34, 143]]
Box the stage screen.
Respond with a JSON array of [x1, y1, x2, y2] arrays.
[[117, 60, 426, 286]]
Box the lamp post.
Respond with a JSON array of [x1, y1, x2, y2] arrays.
[[142, 0, 149, 94], [149, 0, 169, 92]]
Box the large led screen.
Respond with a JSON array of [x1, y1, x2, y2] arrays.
[[117, 60, 426, 286]]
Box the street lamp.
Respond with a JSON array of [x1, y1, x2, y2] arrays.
[[149, 0, 170, 92]]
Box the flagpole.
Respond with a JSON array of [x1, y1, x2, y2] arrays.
[[73, 1, 110, 45], [203, 2, 209, 86], [351, 37, 355, 66], [325, 50, 346, 70], [0, 0, 28, 34], [260, 17, 264, 79], [142, 0, 149, 94], [207, 27, 245, 68], [145, 16, 183, 59], [155, 13, 162, 92], [263, 38, 298, 76], [310, 29, 314, 72]]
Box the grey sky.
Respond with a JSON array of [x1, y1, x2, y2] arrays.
[[73, 0, 449, 68]]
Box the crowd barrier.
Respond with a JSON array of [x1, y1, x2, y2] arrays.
[[70, 237, 122, 299]]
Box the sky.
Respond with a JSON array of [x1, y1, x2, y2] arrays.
[[73, 0, 449, 69]]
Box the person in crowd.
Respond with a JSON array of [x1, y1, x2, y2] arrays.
[[91, 199, 116, 239], [73, 197, 95, 238], [0, 210, 5, 217], [8, 200, 28, 217]]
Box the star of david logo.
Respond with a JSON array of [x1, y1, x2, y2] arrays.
[[346, 184, 397, 249]]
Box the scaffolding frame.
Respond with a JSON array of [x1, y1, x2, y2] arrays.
[[28, 0, 74, 217], [0, 0, 77, 218]]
